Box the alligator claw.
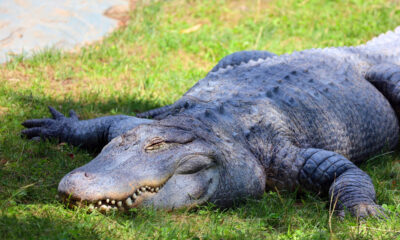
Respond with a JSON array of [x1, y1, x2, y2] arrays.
[[22, 118, 54, 128], [21, 106, 78, 140], [336, 204, 388, 220], [355, 204, 388, 219], [21, 127, 52, 139], [48, 106, 65, 120], [69, 110, 79, 120]]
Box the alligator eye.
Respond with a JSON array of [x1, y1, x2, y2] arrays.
[[145, 137, 168, 152]]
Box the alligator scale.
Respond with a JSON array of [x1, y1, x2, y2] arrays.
[[22, 27, 400, 217]]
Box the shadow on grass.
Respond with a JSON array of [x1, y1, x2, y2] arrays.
[[3, 86, 164, 118], [0, 213, 101, 239]]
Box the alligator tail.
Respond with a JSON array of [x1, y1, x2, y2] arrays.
[[357, 26, 400, 65]]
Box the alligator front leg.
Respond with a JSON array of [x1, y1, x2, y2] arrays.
[[298, 148, 384, 218], [21, 107, 153, 150]]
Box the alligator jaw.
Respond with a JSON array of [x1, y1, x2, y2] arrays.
[[57, 123, 224, 212], [61, 183, 165, 213]]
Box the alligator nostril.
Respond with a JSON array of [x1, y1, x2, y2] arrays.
[[83, 172, 95, 180]]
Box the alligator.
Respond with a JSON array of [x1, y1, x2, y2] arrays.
[[22, 27, 400, 217]]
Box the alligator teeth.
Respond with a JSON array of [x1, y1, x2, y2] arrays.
[[79, 184, 165, 213], [100, 205, 108, 212], [88, 204, 94, 211], [126, 197, 133, 206]]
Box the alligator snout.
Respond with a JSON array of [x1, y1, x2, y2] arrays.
[[58, 169, 124, 202], [58, 171, 96, 199]]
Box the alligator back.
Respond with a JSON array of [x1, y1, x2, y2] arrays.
[[183, 48, 399, 163], [358, 26, 400, 65]]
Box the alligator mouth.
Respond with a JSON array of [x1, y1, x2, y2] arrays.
[[61, 184, 165, 213]]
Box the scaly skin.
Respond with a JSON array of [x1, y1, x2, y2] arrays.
[[22, 28, 400, 217]]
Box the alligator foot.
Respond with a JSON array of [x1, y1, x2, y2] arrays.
[[21, 106, 79, 140], [336, 203, 387, 219]]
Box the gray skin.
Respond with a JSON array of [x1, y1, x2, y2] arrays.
[[22, 27, 400, 217]]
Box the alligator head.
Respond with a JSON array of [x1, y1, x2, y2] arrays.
[[58, 116, 265, 212]]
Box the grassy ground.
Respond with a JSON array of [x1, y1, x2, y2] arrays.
[[1, 0, 400, 239]]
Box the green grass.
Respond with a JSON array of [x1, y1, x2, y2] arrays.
[[1, 0, 400, 239]]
